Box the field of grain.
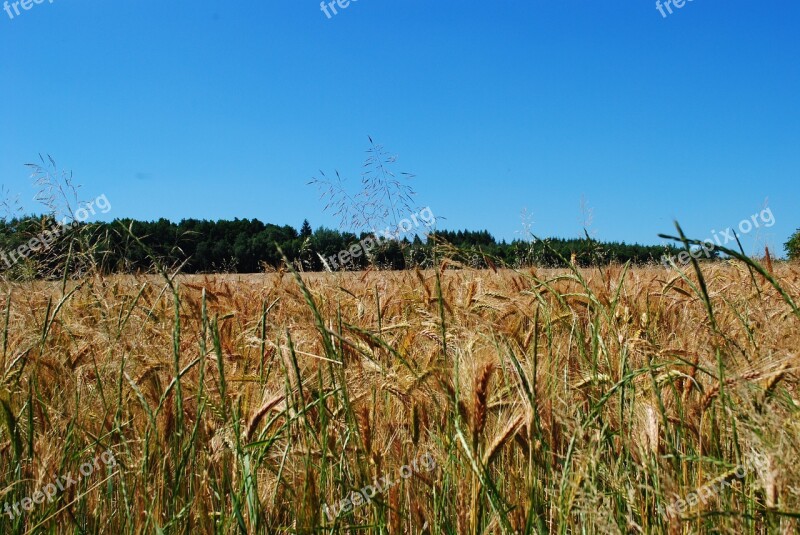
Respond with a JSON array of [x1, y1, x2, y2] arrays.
[[1, 262, 799, 534]]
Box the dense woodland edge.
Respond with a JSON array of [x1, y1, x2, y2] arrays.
[[1, 215, 797, 278]]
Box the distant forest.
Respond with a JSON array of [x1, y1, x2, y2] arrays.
[[0, 216, 685, 275]]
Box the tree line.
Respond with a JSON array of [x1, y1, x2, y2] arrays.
[[787, 230, 800, 260], [0, 215, 700, 277]]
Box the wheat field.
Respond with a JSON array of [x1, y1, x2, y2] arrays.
[[1, 261, 799, 534]]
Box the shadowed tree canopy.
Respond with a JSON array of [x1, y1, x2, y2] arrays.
[[0, 216, 686, 276]]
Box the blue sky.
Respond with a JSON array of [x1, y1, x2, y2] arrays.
[[1, 0, 798, 255]]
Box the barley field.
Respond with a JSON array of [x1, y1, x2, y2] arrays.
[[1, 261, 799, 534]]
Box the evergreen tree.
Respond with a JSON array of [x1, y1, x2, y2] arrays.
[[0, 213, 687, 276], [300, 219, 312, 238]]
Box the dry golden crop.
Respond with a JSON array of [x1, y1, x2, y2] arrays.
[[1, 261, 799, 533]]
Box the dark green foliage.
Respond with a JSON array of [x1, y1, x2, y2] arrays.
[[0, 216, 684, 276], [300, 219, 312, 238], [787, 229, 800, 260]]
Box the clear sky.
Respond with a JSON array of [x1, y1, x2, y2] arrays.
[[1, 0, 798, 255]]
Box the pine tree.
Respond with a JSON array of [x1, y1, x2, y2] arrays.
[[300, 219, 312, 238]]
